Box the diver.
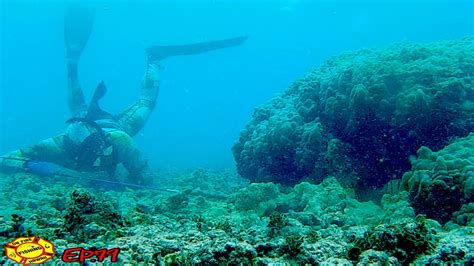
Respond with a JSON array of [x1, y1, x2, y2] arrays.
[[0, 5, 247, 185]]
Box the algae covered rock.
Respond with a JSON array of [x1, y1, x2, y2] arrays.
[[401, 133, 474, 224], [356, 250, 399, 265], [229, 177, 385, 229], [414, 227, 474, 265], [233, 37, 474, 187], [452, 203, 474, 226], [63, 188, 124, 241], [348, 215, 437, 264], [229, 182, 280, 215], [282, 177, 383, 227]]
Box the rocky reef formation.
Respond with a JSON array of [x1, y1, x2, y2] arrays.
[[233, 37, 474, 187], [1, 170, 472, 265], [402, 133, 474, 224]]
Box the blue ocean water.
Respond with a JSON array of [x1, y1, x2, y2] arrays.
[[1, 0, 472, 170]]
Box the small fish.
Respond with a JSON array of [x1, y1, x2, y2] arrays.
[[382, 179, 402, 195]]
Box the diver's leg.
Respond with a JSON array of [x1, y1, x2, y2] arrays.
[[115, 36, 248, 136], [146, 35, 248, 61], [116, 63, 161, 137], [67, 60, 87, 117], [64, 4, 94, 117], [20, 135, 67, 162], [0, 135, 69, 173]]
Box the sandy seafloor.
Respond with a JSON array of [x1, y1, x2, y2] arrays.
[[0, 167, 473, 265]]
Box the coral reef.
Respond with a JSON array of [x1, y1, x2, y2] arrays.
[[0, 169, 472, 264], [229, 182, 280, 216], [401, 133, 474, 223], [1, 37, 473, 265], [415, 227, 474, 264], [233, 37, 474, 187], [63, 188, 124, 241]]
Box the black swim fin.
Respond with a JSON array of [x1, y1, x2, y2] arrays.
[[64, 4, 94, 61], [86, 81, 114, 122], [66, 81, 115, 125], [146, 35, 248, 62], [91, 80, 107, 104]]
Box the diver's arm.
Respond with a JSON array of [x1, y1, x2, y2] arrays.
[[116, 63, 162, 137]]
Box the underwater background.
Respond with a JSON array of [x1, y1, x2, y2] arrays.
[[1, 0, 472, 169], [1, 0, 474, 265]]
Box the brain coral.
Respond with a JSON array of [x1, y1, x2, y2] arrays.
[[233, 37, 474, 187], [401, 133, 474, 224]]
